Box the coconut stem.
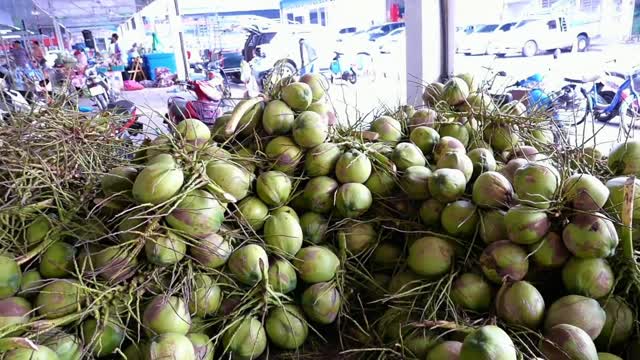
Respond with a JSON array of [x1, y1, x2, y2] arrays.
[[224, 97, 265, 136], [621, 176, 635, 260]]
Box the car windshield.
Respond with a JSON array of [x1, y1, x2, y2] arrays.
[[516, 19, 538, 28], [388, 28, 405, 37], [477, 24, 499, 32]]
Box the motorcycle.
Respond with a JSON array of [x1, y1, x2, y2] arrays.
[[85, 66, 116, 110], [329, 51, 357, 84], [166, 77, 229, 127]]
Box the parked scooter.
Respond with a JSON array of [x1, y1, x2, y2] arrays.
[[166, 77, 229, 127], [329, 51, 357, 84], [85, 66, 116, 110]]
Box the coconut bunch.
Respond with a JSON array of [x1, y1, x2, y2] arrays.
[[324, 78, 640, 359]]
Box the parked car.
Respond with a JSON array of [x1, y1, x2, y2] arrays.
[[367, 22, 405, 41], [337, 26, 360, 42], [377, 27, 405, 54], [458, 23, 501, 55], [491, 17, 597, 57]]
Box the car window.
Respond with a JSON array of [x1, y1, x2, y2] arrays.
[[259, 32, 277, 45], [477, 24, 499, 32], [516, 19, 538, 28], [498, 22, 517, 31], [547, 20, 557, 30]]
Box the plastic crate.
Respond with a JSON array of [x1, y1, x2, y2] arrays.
[[143, 53, 177, 81], [97, 67, 109, 74]]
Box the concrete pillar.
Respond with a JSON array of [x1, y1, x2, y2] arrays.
[[170, 0, 189, 80], [405, 0, 455, 105], [52, 18, 64, 51]]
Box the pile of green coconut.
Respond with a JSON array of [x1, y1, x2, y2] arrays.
[[1, 70, 640, 360]]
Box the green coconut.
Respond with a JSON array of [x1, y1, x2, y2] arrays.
[[143, 295, 191, 335], [495, 281, 545, 329], [428, 168, 467, 203], [307, 102, 336, 126], [562, 174, 610, 211], [300, 73, 327, 102], [483, 124, 519, 152], [190, 232, 232, 269], [0, 296, 31, 336], [24, 215, 51, 247], [132, 163, 184, 205], [335, 183, 373, 218], [265, 136, 304, 174], [101, 166, 137, 197], [365, 166, 397, 197], [467, 148, 496, 180], [607, 140, 640, 176], [43, 332, 82, 360], [264, 211, 303, 256], [303, 176, 339, 214], [407, 236, 455, 277], [292, 111, 329, 148], [206, 161, 252, 202], [451, 273, 492, 312], [148, 333, 196, 360], [409, 109, 437, 128], [500, 100, 527, 117], [36, 279, 83, 319], [228, 244, 269, 286], [506, 145, 541, 162], [598, 353, 622, 360], [439, 122, 470, 147], [38, 242, 75, 279], [305, 143, 342, 177], [472, 171, 514, 208], [82, 317, 125, 357], [188, 274, 223, 317], [513, 162, 559, 209], [388, 270, 422, 293], [442, 77, 470, 106], [404, 329, 442, 358], [266, 305, 309, 349], [281, 82, 313, 111], [236, 100, 264, 137], [117, 215, 146, 243], [434, 136, 466, 161], [420, 199, 445, 228], [427, 341, 463, 360], [272, 206, 299, 222], [462, 92, 495, 114], [562, 213, 618, 258], [262, 99, 295, 135], [176, 118, 211, 150], [437, 152, 473, 182], [596, 296, 634, 348], [338, 221, 377, 254], [504, 205, 550, 245], [294, 246, 340, 283], [372, 242, 402, 267], [166, 189, 225, 238], [232, 146, 258, 174], [500, 158, 528, 184], [479, 209, 508, 244], [370, 115, 403, 143], [146, 134, 172, 158], [237, 196, 269, 231], [268, 259, 297, 294], [562, 257, 614, 299], [301, 282, 341, 324], [456, 72, 480, 93], [605, 176, 640, 220], [19, 270, 41, 296], [410, 126, 440, 155], [529, 232, 570, 268], [480, 241, 529, 284], [392, 142, 426, 170], [88, 245, 137, 283], [539, 324, 598, 360], [145, 231, 186, 266], [4, 345, 61, 360], [335, 149, 372, 184], [441, 200, 479, 238], [187, 333, 214, 360], [147, 153, 177, 167], [223, 316, 267, 360], [423, 82, 444, 106], [544, 295, 605, 340], [300, 212, 328, 244], [256, 171, 292, 207], [459, 325, 517, 360], [531, 128, 555, 147], [400, 166, 432, 200]]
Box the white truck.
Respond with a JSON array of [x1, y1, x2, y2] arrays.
[[491, 16, 599, 57]]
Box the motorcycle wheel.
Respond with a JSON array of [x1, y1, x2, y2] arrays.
[[555, 90, 588, 127], [592, 90, 618, 122], [348, 70, 357, 85]]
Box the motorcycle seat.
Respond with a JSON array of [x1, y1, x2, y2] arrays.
[[564, 73, 602, 84], [107, 100, 136, 115]]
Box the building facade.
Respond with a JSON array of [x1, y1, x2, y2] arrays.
[[279, 0, 403, 30]]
